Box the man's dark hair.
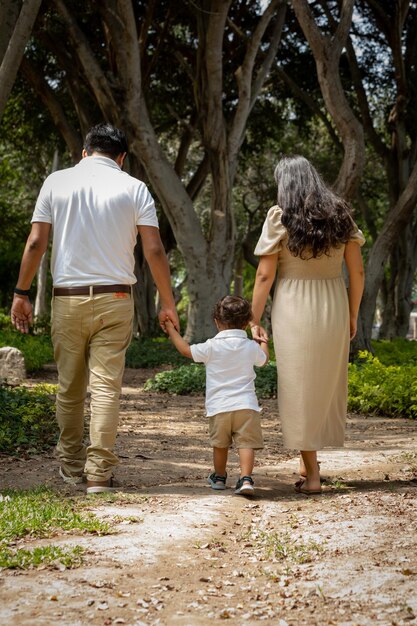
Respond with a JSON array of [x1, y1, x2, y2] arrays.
[[84, 123, 128, 158], [213, 295, 253, 329]]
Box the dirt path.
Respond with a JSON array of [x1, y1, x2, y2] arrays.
[[0, 368, 416, 626]]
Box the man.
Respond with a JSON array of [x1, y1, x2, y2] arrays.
[[11, 123, 179, 494]]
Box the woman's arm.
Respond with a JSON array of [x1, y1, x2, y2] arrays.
[[251, 253, 278, 342], [344, 241, 365, 339]]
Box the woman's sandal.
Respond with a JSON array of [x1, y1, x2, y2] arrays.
[[294, 478, 322, 495], [299, 461, 325, 483]]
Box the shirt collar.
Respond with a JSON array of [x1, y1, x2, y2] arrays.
[[79, 155, 122, 171], [214, 329, 247, 339]]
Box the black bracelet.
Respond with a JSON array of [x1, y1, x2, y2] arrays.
[[14, 287, 31, 296]]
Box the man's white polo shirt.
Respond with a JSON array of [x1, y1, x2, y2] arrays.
[[190, 329, 267, 417], [31, 156, 159, 287]]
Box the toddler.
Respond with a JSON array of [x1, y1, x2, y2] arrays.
[[165, 295, 269, 496]]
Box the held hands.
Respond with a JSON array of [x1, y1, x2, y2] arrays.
[[11, 296, 33, 334], [164, 318, 176, 336], [250, 323, 268, 344], [158, 305, 180, 334]]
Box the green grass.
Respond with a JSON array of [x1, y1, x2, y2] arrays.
[[0, 487, 111, 542], [0, 545, 84, 569], [0, 487, 111, 569], [256, 530, 323, 565]]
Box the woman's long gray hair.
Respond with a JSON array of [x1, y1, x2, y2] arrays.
[[275, 155, 355, 258]]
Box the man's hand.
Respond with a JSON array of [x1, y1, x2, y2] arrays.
[[11, 296, 33, 334], [159, 306, 180, 334]]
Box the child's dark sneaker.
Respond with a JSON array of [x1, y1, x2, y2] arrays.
[[235, 475, 255, 496], [207, 472, 227, 490]]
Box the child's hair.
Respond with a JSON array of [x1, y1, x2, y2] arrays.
[[213, 295, 253, 329]]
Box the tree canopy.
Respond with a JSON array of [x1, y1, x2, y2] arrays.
[[1, 0, 416, 345]]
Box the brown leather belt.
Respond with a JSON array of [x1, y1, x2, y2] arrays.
[[53, 285, 131, 296]]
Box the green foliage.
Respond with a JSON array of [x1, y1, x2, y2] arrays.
[[0, 311, 11, 329], [348, 352, 417, 418], [255, 363, 278, 398], [0, 384, 58, 454], [372, 338, 417, 366], [126, 336, 188, 368], [144, 348, 417, 418], [144, 361, 278, 398], [144, 363, 206, 395], [0, 328, 53, 371]]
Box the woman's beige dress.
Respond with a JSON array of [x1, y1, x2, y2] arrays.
[[255, 206, 365, 450]]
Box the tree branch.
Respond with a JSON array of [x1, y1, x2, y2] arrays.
[[292, 0, 365, 199], [228, 0, 286, 169], [0, 0, 42, 120], [53, 0, 119, 121], [20, 56, 82, 162]]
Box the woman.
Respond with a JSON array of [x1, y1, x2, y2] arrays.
[[251, 156, 365, 495]]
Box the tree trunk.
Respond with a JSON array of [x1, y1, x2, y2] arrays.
[[34, 248, 49, 320], [344, 2, 417, 346], [0, 0, 20, 61], [184, 250, 230, 341], [34, 149, 59, 320], [233, 251, 244, 298], [379, 225, 417, 338], [0, 0, 42, 120], [132, 241, 158, 337], [25, 0, 285, 341], [359, 160, 417, 343], [292, 0, 365, 200]]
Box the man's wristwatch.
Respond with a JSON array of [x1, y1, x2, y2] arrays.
[[14, 287, 31, 296]]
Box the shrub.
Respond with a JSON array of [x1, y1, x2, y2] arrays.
[[255, 363, 278, 398], [144, 352, 417, 418], [144, 363, 206, 394], [372, 338, 417, 366], [348, 352, 417, 418], [126, 336, 188, 368], [0, 311, 11, 330], [144, 362, 278, 399], [0, 384, 58, 454], [0, 329, 53, 372]]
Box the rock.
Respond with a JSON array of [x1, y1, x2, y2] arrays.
[[0, 347, 26, 383]]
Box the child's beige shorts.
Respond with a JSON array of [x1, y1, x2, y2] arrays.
[[209, 408, 264, 450]]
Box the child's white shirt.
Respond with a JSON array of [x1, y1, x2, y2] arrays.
[[190, 329, 267, 417]]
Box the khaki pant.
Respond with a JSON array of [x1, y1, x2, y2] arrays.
[[209, 409, 264, 450], [51, 293, 134, 481]]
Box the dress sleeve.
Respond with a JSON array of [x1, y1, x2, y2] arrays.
[[349, 222, 366, 247], [254, 206, 286, 256]]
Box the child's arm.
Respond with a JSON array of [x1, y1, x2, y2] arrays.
[[165, 319, 192, 359], [259, 339, 269, 365]]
